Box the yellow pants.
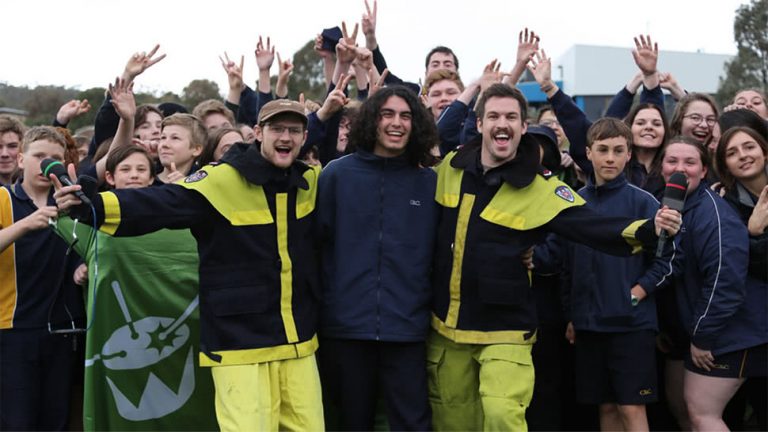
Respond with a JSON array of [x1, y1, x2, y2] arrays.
[[427, 330, 535, 431], [211, 354, 324, 432]]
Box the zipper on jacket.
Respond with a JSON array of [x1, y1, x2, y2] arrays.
[[375, 168, 384, 340]]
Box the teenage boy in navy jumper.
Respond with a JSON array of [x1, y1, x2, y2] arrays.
[[537, 118, 674, 431]]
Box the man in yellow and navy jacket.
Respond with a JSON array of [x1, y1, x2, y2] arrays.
[[427, 84, 681, 431], [54, 100, 324, 431]]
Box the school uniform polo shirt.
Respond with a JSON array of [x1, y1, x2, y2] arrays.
[[0, 182, 84, 329]]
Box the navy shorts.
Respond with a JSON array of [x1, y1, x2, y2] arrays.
[[574, 330, 658, 405], [685, 343, 768, 378]]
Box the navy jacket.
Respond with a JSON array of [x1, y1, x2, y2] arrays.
[[673, 184, 758, 354], [436, 100, 470, 156], [317, 150, 439, 342], [537, 174, 674, 332]]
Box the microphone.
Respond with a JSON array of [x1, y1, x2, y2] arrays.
[[41, 159, 92, 206], [655, 172, 688, 258]]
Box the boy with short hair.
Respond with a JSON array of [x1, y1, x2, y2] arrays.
[[157, 113, 207, 183], [539, 118, 673, 431], [0, 115, 26, 185], [192, 99, 236, 131], [0, 126, 84, 430]]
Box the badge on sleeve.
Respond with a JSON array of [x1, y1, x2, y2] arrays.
[[184, 170, 208, 183], [555, 185, 575, 202]]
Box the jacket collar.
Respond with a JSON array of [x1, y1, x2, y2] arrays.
[[220, 142, 310, 190], [450, 134, 540, 188], [354, 148, 410, 167], [585, 172, 628, 193]]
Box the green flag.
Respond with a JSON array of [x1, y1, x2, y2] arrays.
[[55, 218, 218, 431]]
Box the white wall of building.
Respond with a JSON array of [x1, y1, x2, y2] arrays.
[[556, 45, 733, 96]]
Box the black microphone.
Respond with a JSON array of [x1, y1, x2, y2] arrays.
[[41, 159, 92, 206], [655, 172, 688, 258]]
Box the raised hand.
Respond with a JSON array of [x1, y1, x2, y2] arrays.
[[108, 77, 136, 120], [527, 49, 552, 85], [354, 47, 374, 71], [276, 52, 294, 98], [659, 72, 686, 101], [516, 27, 540, 65], [220, 52, 245, 92], [336, 21, 359, 65], [479, 59, 505, 92], [362, 0, 378, 48], [369, 68, 388, 97], [318, 74, 352, 121], [314, 34, 334, 59], [255, 36, 276, 72], [123, 44, 166, 82], [56, 99, 92, 125], [632, 35, 658, 76]]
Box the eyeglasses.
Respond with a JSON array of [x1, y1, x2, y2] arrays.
[[540, 119, 561, 128], [683, 114, 717, 127], [267, 125, 303, 136]]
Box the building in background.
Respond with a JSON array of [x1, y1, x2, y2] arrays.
[[519, 45, 732, 120]]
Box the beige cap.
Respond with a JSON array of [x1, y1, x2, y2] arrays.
[[258, 99, 307, 125]]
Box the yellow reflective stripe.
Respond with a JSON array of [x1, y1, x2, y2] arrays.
[[99, 191, 121, 235], [0, 188, 17, 329], [445, 193, 474, 328], [296, 165, 320, 219], [199, 335, 319, 367], [431, 315, 536, 345], [180, 164, 274, 225], [480, 178, 585, 230], [276, 193, 299, 343], [435, 152, 463, 208], [621, 219, 647, 254]]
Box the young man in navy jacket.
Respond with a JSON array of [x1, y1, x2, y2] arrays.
[[317, 85, 439, 430]]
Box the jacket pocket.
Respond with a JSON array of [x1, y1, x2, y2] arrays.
[[207, 285, 270, 316]]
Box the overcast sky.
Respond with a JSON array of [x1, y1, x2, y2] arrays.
[[3, 0, 747, 96]]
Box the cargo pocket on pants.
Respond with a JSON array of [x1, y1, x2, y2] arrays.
[[426, 343, 446, 402]]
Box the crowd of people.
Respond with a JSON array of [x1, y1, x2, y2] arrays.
[[1, 1, 766, 431]]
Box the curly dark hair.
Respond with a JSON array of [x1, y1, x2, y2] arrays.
[[346, 86, 438, 167]]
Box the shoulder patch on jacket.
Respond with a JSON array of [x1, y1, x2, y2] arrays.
[[184, 170, 208, 183], [555, 185, 575, 203]]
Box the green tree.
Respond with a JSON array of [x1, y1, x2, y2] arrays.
[[23, 85, 78, 126], [289, 40, 330, 102], [716, 0, 768, 105], [182, 79, 221, 110]]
